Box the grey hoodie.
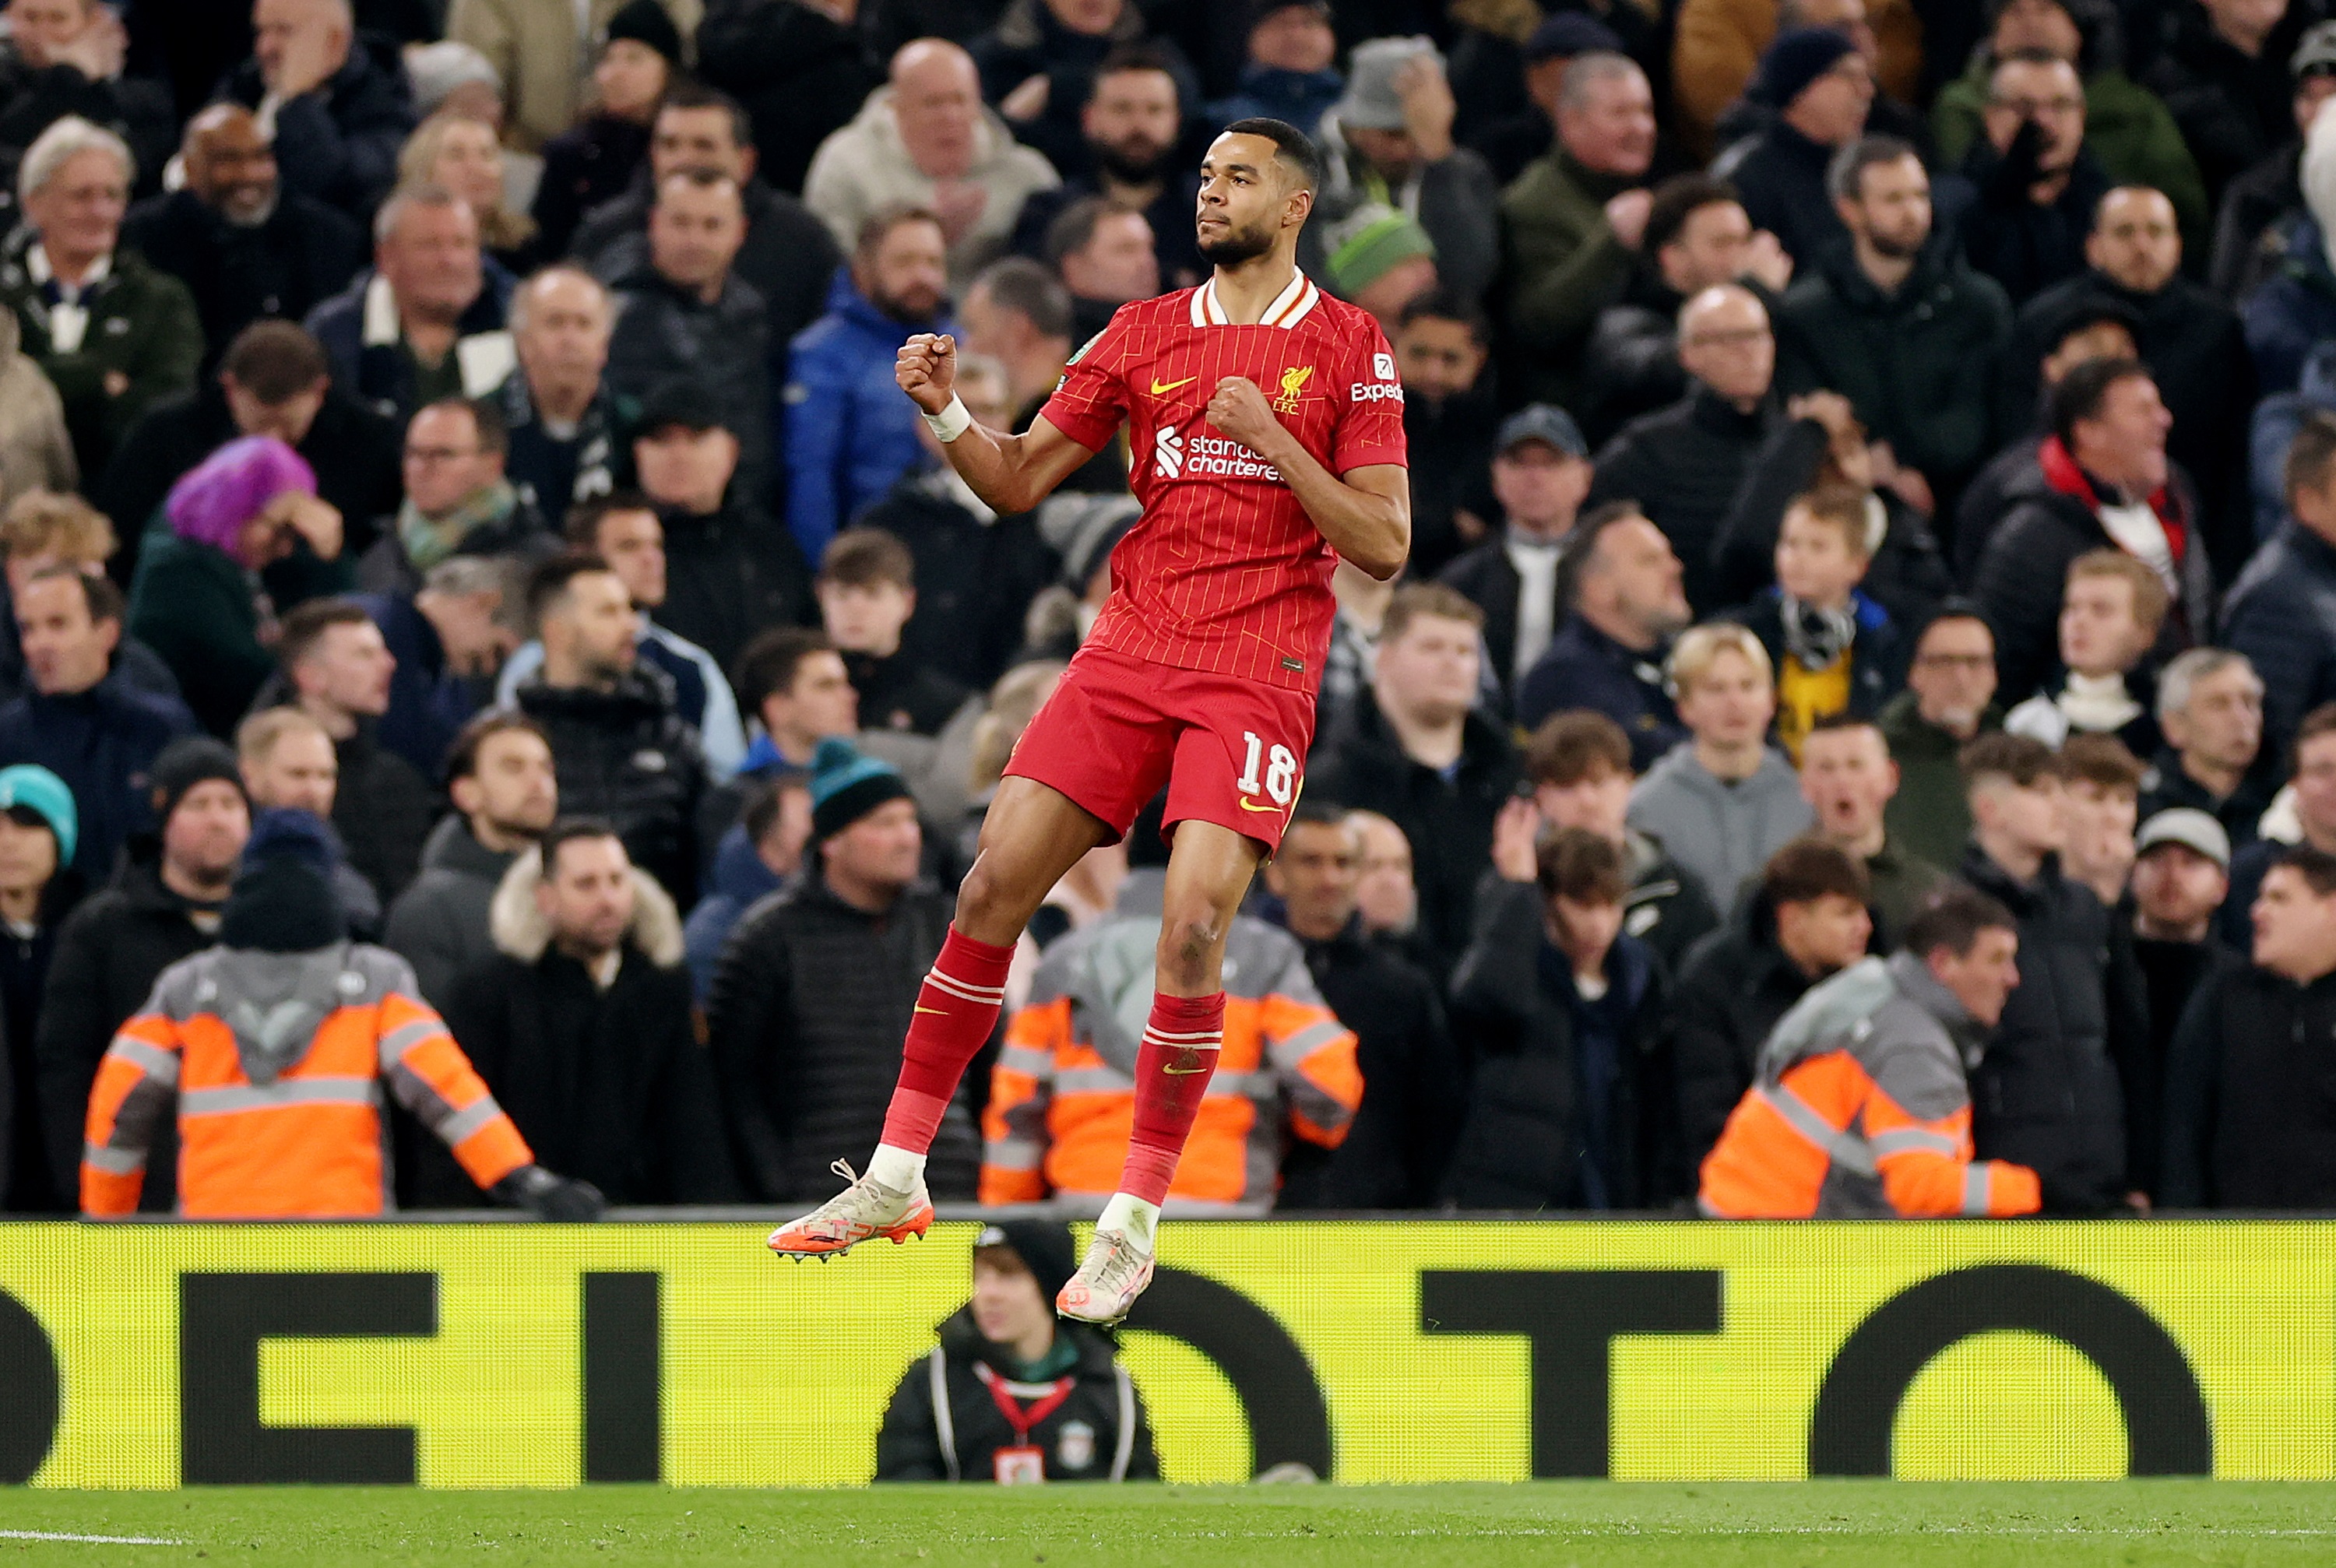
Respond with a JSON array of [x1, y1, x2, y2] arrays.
[[382, 816, 521, 1008], [1626, 741, 1816, 909]]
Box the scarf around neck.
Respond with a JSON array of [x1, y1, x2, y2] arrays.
[[398, 479, 518, 572], [1780, 592, 1856, 672]]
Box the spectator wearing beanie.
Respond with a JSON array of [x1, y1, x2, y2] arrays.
[[709, 737, 969, 1204], [1319, 204, 1439, 331], [1672, 0, 1924, 161], [1208, 0, 1346, 142], [1716, 29, 1872, 270], [530, 2, 679, 260], [32, 736, 248, 1209], [128, 437, 349, 737], [1458, 12, 1622, 187], [448, 0, 699, 156], [877, 1219, 1159, 1482], [0, 764, 82, 1210]]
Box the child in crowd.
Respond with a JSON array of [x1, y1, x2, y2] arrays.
[[1732, 486, 1902, 762], [2004, 550, 2166, 758]]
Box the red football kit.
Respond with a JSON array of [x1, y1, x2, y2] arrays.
[[1008, 269, 1409, 850]]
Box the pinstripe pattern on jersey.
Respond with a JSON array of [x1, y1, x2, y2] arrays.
[[1040, 272, 1409, 694]]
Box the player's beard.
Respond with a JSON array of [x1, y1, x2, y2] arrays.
[[1198, 216, 1274, 267]]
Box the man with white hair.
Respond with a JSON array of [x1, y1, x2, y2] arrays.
[[301, 183, 515, 424], [0, 114, 201, 481], [211, 0, 416, 224], [2139, 647, 2278, 851], [491, 265, 620, 519], [803, 38, 1061, 287]]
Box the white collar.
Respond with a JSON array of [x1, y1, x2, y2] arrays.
[[28, 244, 108, 292], [1188, 269, 1318, 329]]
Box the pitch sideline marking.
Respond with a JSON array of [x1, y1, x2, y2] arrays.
[[0, 1529, 188, 1545]]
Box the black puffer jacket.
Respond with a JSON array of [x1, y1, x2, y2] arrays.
[[329, 721, 434, 907], [32, 842, 217, 1208], [2162, 955, 2336, 1208], [1586, 385, 1796, 615], [876, 1307, 1158, 1483], [605, 263, 775, 504], [1958, 845, 2144, 1211], [514, 670, 709, 907], [705, 870, 973, 1202], [653, 498, 812, 679], [1669, 889, 1828, 1179]]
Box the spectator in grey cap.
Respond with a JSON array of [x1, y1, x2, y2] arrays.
[[2120, 804, 2229, 1203], [1437, 405, 1594, 707], [1309, 36, 1499, 304]]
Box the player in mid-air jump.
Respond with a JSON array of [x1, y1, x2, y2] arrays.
[[765, 117, 1410, 1325]]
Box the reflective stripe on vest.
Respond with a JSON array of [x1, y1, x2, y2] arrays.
[[179, 1078, 379, 1118], [1750, 1084, 1876, 1180], [1962, 1162, 1992, 1215]]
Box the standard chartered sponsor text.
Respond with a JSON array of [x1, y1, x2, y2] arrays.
[[1180, 433, 1282, 480]]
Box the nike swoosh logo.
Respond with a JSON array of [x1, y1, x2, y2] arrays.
[[1162, 1063, 1212, 1074], [1150, 375, 1198, 395], [1237, 798, 1280, 813], [914, 1006, 948, 1016]]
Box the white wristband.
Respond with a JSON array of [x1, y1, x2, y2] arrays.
[[921, 393, 973, 443]]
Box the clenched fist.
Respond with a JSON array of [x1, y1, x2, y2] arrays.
[[1205, 375, 1280, 449], [896, 332, 958, 413]]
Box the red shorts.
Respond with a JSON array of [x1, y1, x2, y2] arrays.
[[1004, 645, 1317, 853]]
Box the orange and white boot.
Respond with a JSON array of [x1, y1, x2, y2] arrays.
[[1055, 1225, 1156, 1326], [766, 1158, 934, 1257]]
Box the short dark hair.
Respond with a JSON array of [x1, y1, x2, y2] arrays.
[[1524, 709, 1632, 787], [1094, 41, 1179, 87], [734, 625, 836, 716], [1824, 135, 1920, 204], [1805, 710, 1886, 745], [1043, 195, 1133, 266], [2296, 701, 2336, 767], [856, 203, 944, 261], [969, 257, 1073, 339], [564, 488, 659, 548], [276, 596, 372, 673], [1557, 499, 1649, 612], [1395, 284, 1489, 343], [2285, 410, 2336, 508], [1220, 116, 1325, 193], [410, 395, 508, 458], [220, 320, 329, 403], [1643, 173, 1740, 256], [443, 708, 549, 787], [741, 772, 810, 846], [525, 550, 615, 625], [1537, 825, 1627, 905], [20, 562, 121, 624], [1286, 798, 1351, 835], [655, 80, 752, 151], [1903, 884, 2018, 959], [2056, 731, 2145, 796], [2274, 844, 2336, 897], [1763, 836, 1871, 908], [539, 816, 625, 880], [1960, 731, 2058, 791], [819, 526, 915, 592], [2049, 355, 2152, 448]]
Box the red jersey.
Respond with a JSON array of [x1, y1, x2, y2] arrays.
[[1037, 270, 1409, 692]]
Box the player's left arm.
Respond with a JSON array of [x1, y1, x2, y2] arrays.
[[1205, 376, 1410, 580]]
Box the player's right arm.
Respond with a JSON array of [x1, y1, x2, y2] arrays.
[[897, 333, 1095, 515]]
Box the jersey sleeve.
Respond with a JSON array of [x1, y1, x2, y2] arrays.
[[1331, 315, 1409, 475], [1036, 306, 1136, 452]]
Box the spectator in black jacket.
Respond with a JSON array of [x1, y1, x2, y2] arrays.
[[0, 566, 193, 883], [121, 104, 363, 369], [100, 322, 401, 588], [529, 6, 671, 262], [1444, 825, 1673, 1209], [273, 597, 432, 905], [512, 550, 710, 906], [0, 762, 81, 1209], [232, 704, 381, 935], [1935, 51, 2113, 305], [695, 0, 878, 200], [2141, 0, 2290, 213], [1672, 836, 1875, 1177], [2222, 409, 2336, 757], [2164, 845, 2336, 1208], [2139, 648, 2277, 850], [2123, 806, 2232, 1204], [1587, 283, 1799, 613], [1437, 404, 1592, 709], [1266, 801, 1458, 1209], [1391, 288, 1497, 577], [1521, 709, 1719, 974], [1008, 45, 1204, 294], [2012, 187, 2256, 578], [1958, 730, 2145, 1212], [2208, 23, 2336, 301], [0, 0, 171, 214], [2225, 703, 2336, 947], [1313, 584, 1521, 974], [491, 265, 623, 524], [1719, 28, 1872, 269], [818, 527, 971, 740], [1970, 357, 2208, 707], [876, 1220, 1157, 1483], [212, 0, 415, 226], [709, 736, 967, 1201], [433, 818, 733, 1206], [1515, 502, 1693, 767], [33, 735, 247, 1208]]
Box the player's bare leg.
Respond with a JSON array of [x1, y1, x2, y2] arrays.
[[767, 778, 1107, 1255], [1058, 820, 1264, 1324]]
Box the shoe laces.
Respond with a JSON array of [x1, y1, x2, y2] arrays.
[[1085, 1227, 1151, 1294], [804, 1159, 905, 1227]]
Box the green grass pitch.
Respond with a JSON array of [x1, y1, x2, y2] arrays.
[[5, 1483, 2336, 1566]]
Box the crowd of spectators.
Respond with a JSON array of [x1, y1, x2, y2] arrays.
[[9, 0, 2336, 1223]]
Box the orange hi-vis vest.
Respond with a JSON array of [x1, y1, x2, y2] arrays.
[[981, 899, 1362, 1208], [1699, 953, 2042, 1218], [83, 943, 533, 1218]]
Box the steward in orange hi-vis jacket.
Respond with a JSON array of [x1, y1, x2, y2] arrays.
[[81, 810, 603, 1220], [981, 870, 1363, 1210], [1700, 888, 2042, 1218]]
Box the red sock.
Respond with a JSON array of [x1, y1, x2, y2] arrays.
[[1118, 992, 1226, 1205], [880, 926, 1015, 1154]]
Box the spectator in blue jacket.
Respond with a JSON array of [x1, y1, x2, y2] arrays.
[[1208, 1, 1343, 140], [783, 208, 955, 566], [2223, 408, 2336, 759], [356, 554, 518, 781], [0, 568, 193, 881], [682, 773, 810, 1000]]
